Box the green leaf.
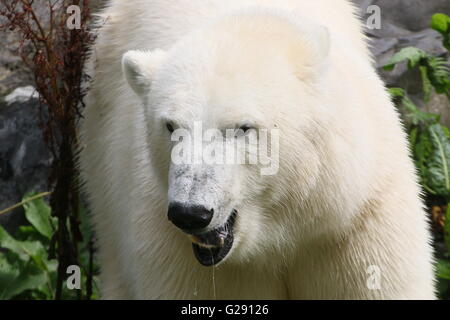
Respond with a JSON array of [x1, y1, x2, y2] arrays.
[[0, 254, 20, 299], [0, 270, 47, 300], [409, 127, 418, 151], [388, 87, 406, 98], [16, 226, 39, 242], [436, 259, 450, 280], [22, 193, 53, 239], [0, 251, 48, 300], [442, 125, 450, 139], [427, 124, 450, 196], [445, 205, 450, 252], [426, 56, 450, 96], [389, 87, 439, 126], [1, 276, 47, 299], [414, 130, 435, 193], [431, 13, 449, 34], [419, 65, 433, 102], [0, 225, 44, 261], [384, 47, 426, 71], [431, 14, 450, 51], [0, 226, 56, 299]]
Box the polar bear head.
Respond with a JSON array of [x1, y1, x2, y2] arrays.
[[122, 10, 332, 266]]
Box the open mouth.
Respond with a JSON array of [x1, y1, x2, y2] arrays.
[[189, 210, 237, 266]]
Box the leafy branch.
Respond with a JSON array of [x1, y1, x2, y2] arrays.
[[0, 0, 95, 299]]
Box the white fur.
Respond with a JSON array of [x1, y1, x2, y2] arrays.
[[79, 0, 436, 299]]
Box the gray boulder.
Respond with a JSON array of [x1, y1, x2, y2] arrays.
[[0, 95, 52, 233], [352, 0, 450, 126]]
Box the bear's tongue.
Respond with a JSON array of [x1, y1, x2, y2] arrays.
[[190, 211, 236, 266]]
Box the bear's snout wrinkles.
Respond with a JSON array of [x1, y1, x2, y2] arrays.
[[168, 203, 213, 232]]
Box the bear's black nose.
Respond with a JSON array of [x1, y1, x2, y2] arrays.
[[168, 203, 213, 231]]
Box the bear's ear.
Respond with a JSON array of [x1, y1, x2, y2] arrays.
[[292, 24, 330, 80], [122, 49, 167, 98], [314, 26, 330, 62]]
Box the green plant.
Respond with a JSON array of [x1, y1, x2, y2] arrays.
[[0, 193, 99, 300], [385, 13, 450, 299], [431, 13, 450, 51], [384, 47, 450, 101]]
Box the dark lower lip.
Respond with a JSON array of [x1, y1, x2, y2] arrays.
[[192, 210, 237, 266]]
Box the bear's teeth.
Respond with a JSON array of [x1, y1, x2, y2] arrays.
[[188, 235, 218, 249], [197, 242, 218, 249]]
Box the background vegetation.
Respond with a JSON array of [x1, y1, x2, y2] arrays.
[[0, 0, 96, 300], [386, 13, 450, 299]]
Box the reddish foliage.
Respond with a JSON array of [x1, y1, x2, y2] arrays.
[[0, 0, 95, 299]]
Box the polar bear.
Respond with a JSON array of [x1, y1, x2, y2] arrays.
[[79, 0, 436, 299]]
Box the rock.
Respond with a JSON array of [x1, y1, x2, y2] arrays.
[[424, 94, 450, 126], [0, 96, 52, 233], [352, 0, 450, 127], [354, 0, 450, 32], [4, 86, 39, 105]]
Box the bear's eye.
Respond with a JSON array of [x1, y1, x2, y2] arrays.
[[234, 124, 254, 137], [166, 122, 175, 133], [239, 125, 252, 133]]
